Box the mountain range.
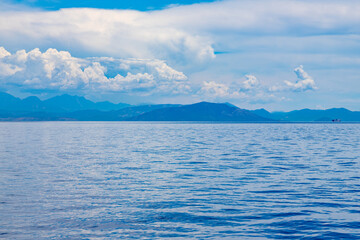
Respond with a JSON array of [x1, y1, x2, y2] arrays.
[[0, 92, 359, 122], [0, 92, 130, 112], [251, 108, 360, 122]]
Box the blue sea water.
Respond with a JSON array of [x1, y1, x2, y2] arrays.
[[0, 122, 359, 239]]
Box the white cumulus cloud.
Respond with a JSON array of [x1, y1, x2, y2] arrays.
[[200, 81, 232, 98], [200, 74, 264, 98], [284, 65, 317, 91], [198, 77, 280, 103], [241, 75, 260, 90], [0, 47, 11, 58], [0, 47, 190, 95]]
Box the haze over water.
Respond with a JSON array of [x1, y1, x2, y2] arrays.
[[0, 122, 359, 239]]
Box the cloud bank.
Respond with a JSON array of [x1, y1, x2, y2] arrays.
[[0, 46, 316, 102], [1, 0, 359, 66], [0, 7, 215, 67], [200, 66, 317, 101], [0, 47, 190, 95]]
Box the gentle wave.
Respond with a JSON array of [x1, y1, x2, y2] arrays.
[[0, 122, 359, 239]]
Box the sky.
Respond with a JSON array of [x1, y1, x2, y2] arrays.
[[0, 0, 359, 111]]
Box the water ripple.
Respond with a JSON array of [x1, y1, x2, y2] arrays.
[[0, 122, 359, 239]]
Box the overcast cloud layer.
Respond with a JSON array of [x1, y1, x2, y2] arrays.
[[1, 0, 359, 62], [0, 0, 359, 109]]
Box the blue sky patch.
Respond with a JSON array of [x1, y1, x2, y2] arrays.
[[8, 0, 216, 10]]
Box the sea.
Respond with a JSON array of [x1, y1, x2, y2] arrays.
[[0, 122, 359, 239]]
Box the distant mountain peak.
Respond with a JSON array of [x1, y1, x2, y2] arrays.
[[23, 96, 41, 101], [130, 102, 273, 122], [189, 101, 237, 108]]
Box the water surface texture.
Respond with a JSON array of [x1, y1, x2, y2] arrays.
[[0, 122, 359, 239]]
